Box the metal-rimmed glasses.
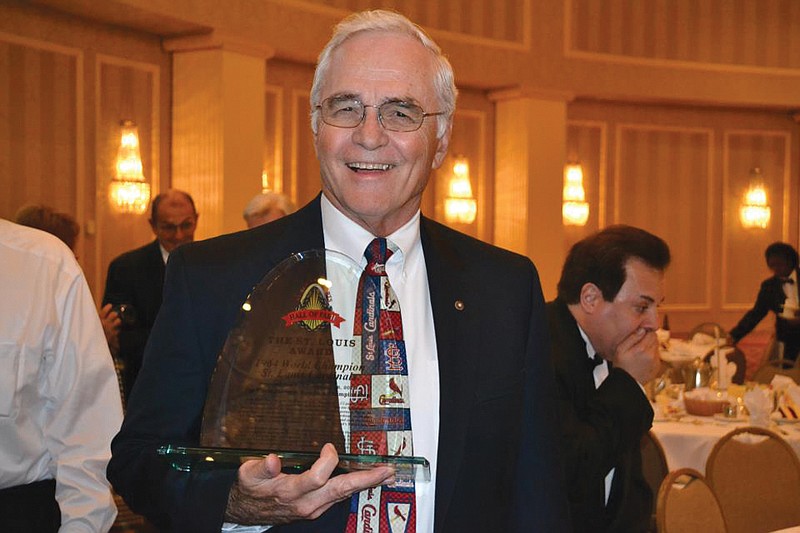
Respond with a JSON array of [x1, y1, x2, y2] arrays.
[[316, 97, 444, 132], [155, 217, 197, 235]]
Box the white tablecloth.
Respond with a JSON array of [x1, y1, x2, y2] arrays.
[[651, 416, 800, 474]]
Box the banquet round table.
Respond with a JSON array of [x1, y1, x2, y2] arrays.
[[651, 413, 800, 473]]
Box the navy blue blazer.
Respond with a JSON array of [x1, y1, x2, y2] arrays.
[[103, 239, 166, 400], [108, 196, 569, 532]]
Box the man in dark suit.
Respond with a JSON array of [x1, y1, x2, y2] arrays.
[[102, 189, 198, 400], [730, 242, 800, 362], [107, 10, 569, 533], [547, 225, 670, 532]]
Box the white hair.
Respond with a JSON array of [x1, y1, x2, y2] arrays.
[[310, 9, 457, 139], [243, 192, 296, 225]]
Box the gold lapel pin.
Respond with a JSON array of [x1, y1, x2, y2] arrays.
[[454, 300, 465, 311]]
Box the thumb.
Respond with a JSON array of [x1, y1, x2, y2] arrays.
[[240, 454, 283, 482]]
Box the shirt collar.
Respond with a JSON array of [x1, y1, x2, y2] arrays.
[[320, 194, 421, 271], [577, 324, 597, 360], [158, 243, 169, 264]]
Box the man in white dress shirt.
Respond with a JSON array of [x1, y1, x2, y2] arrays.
[[0, 219, 123, 532]]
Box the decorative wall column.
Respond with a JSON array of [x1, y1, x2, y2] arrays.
[[491, 88, 573, 300], [164, 32, 274, 239]]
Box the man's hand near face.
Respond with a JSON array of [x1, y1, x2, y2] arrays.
[[225, 443, 395, 525], [610, 327, 661, 384]]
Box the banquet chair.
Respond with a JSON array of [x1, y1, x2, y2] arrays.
[[752, 359, 800, 384], [702, 346, 747, 385], [763, 335, 780, 362], [706, 426, 800, 533], [656, 468, 727, 533], [763, 338, 800, 366], [688, 322, 728, 343], [641, 431, 669, 532]]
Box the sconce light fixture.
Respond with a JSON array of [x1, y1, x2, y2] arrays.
[[562, 163, 589, 226], [109, 120, 150, 214], [261, 169, 271, 193], [444, 156, 477, 224], [739, 167, 770, 229]]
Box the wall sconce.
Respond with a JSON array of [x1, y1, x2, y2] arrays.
[[444, 156, 477, 224], [261, 170, 271, 193], [108, 120, 150, 214], [739, 167, 770, 229], [562, 163, 589, 226]]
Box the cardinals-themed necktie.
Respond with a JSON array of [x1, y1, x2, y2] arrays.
[[346, 238, 415, 533]]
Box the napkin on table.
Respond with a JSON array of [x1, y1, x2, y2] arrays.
[[771, 374, 797, 391], [780, 383, 800, 411], [743, 388, 772, 427]]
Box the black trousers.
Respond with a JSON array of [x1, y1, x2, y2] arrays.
[[0, 479, 61, 533]]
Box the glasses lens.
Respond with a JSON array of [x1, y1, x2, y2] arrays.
[[157, 218, 196, 234], [321, 98, 364, 128], [379, 102, 424, 132]]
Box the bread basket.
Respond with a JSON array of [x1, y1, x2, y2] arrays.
[[683, 388, 730, 416]]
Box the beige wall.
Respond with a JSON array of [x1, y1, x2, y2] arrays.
[[2, 0, 799, 341], [567, 101, 799, 335], [0, 1, 171, 300]]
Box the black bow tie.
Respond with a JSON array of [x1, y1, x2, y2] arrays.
[[781, 278, 794, 285], [587, 353, 604, 370]]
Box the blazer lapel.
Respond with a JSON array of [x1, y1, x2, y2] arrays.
[[420, 218, 475, 525]]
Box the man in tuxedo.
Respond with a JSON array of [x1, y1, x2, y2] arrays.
[[102, 189, 198, 400], [107, 9, 568, 533], [547, 225, 670, 532], [730, 242, 800, 362]]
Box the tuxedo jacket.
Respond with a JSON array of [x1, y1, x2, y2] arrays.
[[547, 299, 653, 533], [730, 270, 800, 360], [103, 239, 166, 400], [108, 196, 570, 532]]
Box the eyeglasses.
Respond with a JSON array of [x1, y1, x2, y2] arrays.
[[155, 218, 196, 234], [316, 97, 444, 132]]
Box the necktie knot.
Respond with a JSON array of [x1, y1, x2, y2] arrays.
[[364, 238, 394, 275], [587, 353, 603, 370]]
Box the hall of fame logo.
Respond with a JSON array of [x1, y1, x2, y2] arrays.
[[281, 282, 345, 332]]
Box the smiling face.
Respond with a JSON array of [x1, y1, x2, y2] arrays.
[[582, 258, 665, 357], [313, 31, 451, 236], [149, 193, 197, 253]]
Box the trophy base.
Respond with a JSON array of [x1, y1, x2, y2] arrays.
[[157, 444, 430, 482]]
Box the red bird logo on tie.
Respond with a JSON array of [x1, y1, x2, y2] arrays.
[[389, 377, 403, 395]]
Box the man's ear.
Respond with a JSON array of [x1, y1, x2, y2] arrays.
[[431, 122, 453, 169], [579, 283, 603, 313]]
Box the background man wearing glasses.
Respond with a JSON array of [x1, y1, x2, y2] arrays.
[[108, 10, 568, 532], [103, 189, 199, 401]]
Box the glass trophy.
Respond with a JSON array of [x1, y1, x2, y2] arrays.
[[158, 249, 429, 482]]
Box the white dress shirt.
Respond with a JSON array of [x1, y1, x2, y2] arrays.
[[322, 195, 440, 533], [0, 220, 123, 532], [782, 271, 799, 316], [225, 198, 441, 533], [577, 326, 614, 505]]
